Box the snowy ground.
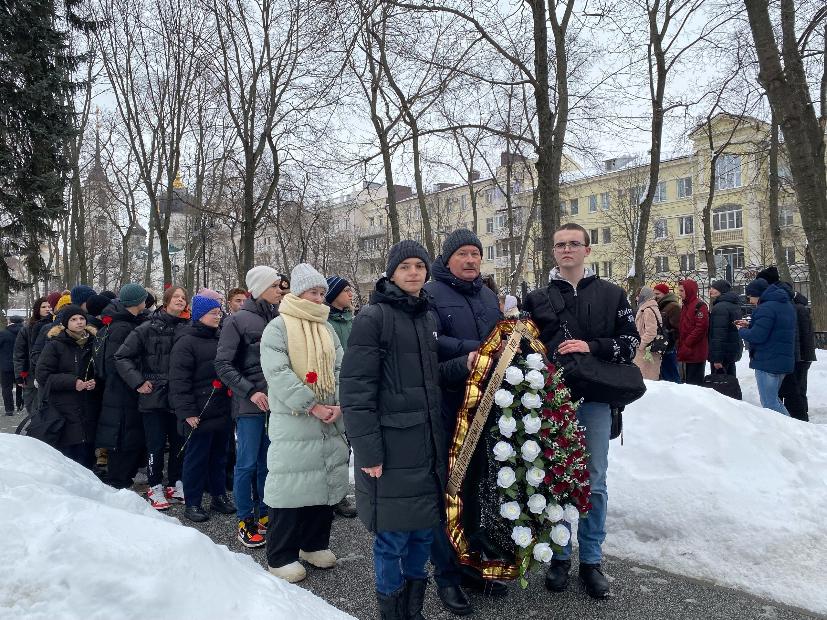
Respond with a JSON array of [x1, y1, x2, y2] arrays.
[[604, 353, 827, 616], [0, 435, 354, 620]]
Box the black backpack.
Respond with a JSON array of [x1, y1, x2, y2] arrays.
[[646, 307, 669, 354]]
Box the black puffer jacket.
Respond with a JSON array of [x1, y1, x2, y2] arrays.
[[214, 297, 278, 418], [0, 319, 22, 373], [30, 317, 59, 373], [793, 293, 816, 363], [708, 291, 744, 365], [94, 303, 147, 451], [169, 322, 231, 436], [341, 278, 447, 533], [114, 309, 187, 413], [35, 325, 101, 446]]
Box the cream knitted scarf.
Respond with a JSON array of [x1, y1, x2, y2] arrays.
[[277, 293, 336, 401]]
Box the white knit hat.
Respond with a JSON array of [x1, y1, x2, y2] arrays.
[[245, 265, 280, 299], [290, 263, 328, 297]]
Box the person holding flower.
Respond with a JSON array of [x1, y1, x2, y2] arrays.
[[341, 240, 450, 619], [169, 295, 236, 523], [259, 263, 349, 583]]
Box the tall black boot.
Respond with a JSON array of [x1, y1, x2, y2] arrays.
[[579, 563, 610, 599], [376, 584, 407, 620], [405, 579, 427, 620]]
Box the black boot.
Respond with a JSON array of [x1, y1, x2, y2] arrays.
[[405, 578, 427, 620], [376, 584, 407, 620], [544, 559, 571, 592], [579, 563, 610, 599], [334, 496, 357, 518], [459, 564, 508, 597], [184, 504, 209, 523], [436, 584, 472, 616], [210, 495, 237, 514]]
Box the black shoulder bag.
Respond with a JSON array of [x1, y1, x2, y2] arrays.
[[544, 286, 646, 409]]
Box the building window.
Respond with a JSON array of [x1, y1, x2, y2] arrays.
[[560, 202, 567, 216], [600, 192, 610, 211], [715, 154, 742, 190], [780, 209, 794, 227], [655, 256, 669, 273], [487, 246, 495, 260], [712, 205, 743, 231], [486, 217, 494, 233], [590, 262, 600, 277], [677, 176, 693, 198], [601, 227, 612, 244], [679, 215, 694, 236], [589, 194, 598, 213], [715, 245, 745, 270], [784, 247, 796, 264], [589, 228, 599, 245], [653, 181, 667, 203], [602, 261, 613, 279], [569, 198, 579, 215], [653, 218, 667, 240], [679, 253, 695, 271]]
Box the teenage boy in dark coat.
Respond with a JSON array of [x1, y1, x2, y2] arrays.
[[423, 228, 506, 615], [524, 223, 640, 600], [707, 280, 743, 377], [342, 240, 450, 619]]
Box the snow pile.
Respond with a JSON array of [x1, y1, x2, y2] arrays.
[[737, 349, 827, 424], [606, 379, 827, 614], [0, 435, 353, 620]]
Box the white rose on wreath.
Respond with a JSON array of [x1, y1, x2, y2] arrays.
[[493, 440, 516, 462], [494, 389, 514, 409], [499, 501, 522, 521], [551, 523, 571, 547], [521, 392, 543, 410], [511, 525, 533, 548], [504, 366, 524, 386], [522, 414, 542, 435], [533, 542, 553, 563], [498, 415, 517, 438], [564, 503, 581, 523], [521, 439, 541, 462], [545, 503, 564, 523], [525, 369, 545, 390], [527, 493, 547, 514], [497, 466, 517, 488], [526, 353, 545, 370], [525, 466, 545, 487]]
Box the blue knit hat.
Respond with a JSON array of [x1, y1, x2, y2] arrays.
[[71, 285, 96, 306], [745, 278, 769, 298], [190, 295, 222, 322]]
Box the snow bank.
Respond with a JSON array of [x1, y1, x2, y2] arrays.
[[0, 435, 354, 620], [606, 379, 827, 615]]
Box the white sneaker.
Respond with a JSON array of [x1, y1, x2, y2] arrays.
[[148, 484, 171, 510], [299, 549, 337, 568], [166, 480, 184, 503], [268, 561, 307, 583]]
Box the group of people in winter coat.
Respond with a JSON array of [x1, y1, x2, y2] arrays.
[[630, 265, 815, 420]]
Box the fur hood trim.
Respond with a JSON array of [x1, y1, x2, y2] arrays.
[[47, 324, 98, 339]]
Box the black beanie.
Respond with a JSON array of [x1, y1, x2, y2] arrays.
[[441, 228, 483, 264], [59, 304, 86, 329], [86, 294, 112, 317], [710, 279, 732, 294], [100, 290, 117, 300], [325, 276, 351, 305], [756, 266, 779, 285], [386, 240, 431, 280]]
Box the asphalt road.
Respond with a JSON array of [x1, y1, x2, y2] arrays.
[[2, 411, 823, 620]]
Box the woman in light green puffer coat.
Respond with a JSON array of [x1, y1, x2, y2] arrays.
[[259, 263, 350, 584]]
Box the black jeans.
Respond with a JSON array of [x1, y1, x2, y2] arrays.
[[1, 370, 22, 412], [143, 410, 183, 487], [107, 449, 144, 489], [780, 362, 811, 422], [181, 422, 231, 507], [266, 505, 334, 568], [684, 362, 707, 386]]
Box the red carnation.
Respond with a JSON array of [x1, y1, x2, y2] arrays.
[[552, 482, 568, 495], [541, 408, 552, 419], [572, 449, 584, 460], [546, 363, 556, 374], [227, 389, 233, 397], [552, 464, 565, 476], [551, 410, 564, 423], [543, 448, 555, 459], [540, 428, 551, 439], [211, 379, 222, 389], [556, 436, 570, 449], [20, 371, 29, 379], [543, 473, 554, 485], [305, 371, 318, 384], [101, 316, 113, 326], [544, 392, 555, 402]]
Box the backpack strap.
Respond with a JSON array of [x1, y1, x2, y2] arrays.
[[546, 285, 588, 341], [376, 303, 393, 358]]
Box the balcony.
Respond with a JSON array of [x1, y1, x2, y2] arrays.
[[494, 255, 514, 269], [358, 225, 385, 239], [711, 229, 743, 244]]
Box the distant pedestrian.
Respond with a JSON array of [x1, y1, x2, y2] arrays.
[[736, 278, 795, 416], [1, 316, 24, 415], [778, 286, 817, 421], [707, 280, 743, 377], [677, 279, 708, 386], [633, 287, 662, 380], [653, 283, 681, 383], [13, 296, 52, 414]]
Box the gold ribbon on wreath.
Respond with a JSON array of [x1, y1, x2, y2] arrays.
[[444, 318, 548, 580]]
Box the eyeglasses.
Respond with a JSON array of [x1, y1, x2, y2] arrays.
[[553, 241, 587, 250]]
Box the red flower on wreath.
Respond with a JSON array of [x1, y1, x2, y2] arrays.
[[20, 371, 29, 379], [227, 389, 233, 397], [101, 316, 113, 326], [305, 371, 318, 384], [211, 379, 223, 389]]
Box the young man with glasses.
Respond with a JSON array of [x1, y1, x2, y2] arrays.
[[524, 223, 640, 599], [215, 266, 286, 548]]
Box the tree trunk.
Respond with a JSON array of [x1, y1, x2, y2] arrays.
[[702, 123, 719, 277], [143, 208, 156, 288], [410, 127, 435, 257], [767, 115, 791, 281]]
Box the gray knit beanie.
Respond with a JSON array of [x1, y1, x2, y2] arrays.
[[290, 263, 328, 297], [386, 240, 431, 280], [710, 279, 732, 294], [441, 228, 483, 264]]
